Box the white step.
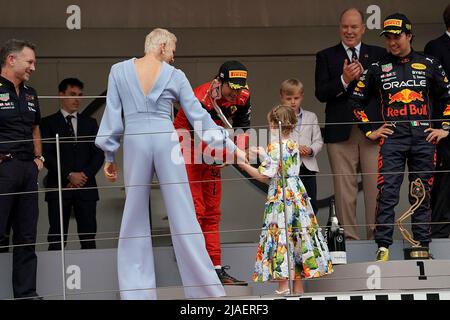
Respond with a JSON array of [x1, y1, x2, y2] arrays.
[[305, 260, 450, 292], [156, 285, 253, 300]]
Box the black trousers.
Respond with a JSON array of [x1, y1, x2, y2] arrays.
[[299, 164, 318, 214], [375, 134, 435, 248], [47, 197, 97, 250], [431, 138, 450, 238], [0, 214, 12, 253], [0, 158, 39, 298]]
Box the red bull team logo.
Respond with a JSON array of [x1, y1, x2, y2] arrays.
[[354, 110, 369, 122], [388, 89, 424, 104], [387, 104, 428, 117], [444, 105, 450, 116]]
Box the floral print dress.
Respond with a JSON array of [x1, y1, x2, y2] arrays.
[[253, 139, 333, 282]]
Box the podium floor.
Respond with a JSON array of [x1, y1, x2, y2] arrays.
[[2, 239, 450, 299]]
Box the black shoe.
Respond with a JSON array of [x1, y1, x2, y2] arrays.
[[216, 265, 248, 286]]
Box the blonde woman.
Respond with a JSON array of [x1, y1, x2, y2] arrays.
[[95, 28, 246, 300]]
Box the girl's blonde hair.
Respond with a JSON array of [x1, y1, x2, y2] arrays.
[[144, 28, 177, 54], [267, 105, 298, 136]]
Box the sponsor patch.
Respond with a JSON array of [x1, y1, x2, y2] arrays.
[[0, 102, 14, 109], [357, 81, 365, 88], [354, 110, 369, 122], [411, 121, 430, 127], [381, 72, 397, 79], [382, 63, 393, 72], [411, 63, 426, 70], [381, 77, 397, 83], [229, 70, 247, 78], [388, 89, 424, 104], [0, 93, 10, 102], [384, 19, 402, 28]]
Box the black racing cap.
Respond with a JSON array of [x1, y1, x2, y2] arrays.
[[380, 13, 412, 36], [217, 60, 248, 89]]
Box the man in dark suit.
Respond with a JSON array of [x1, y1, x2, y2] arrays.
[[41, 78, 104, 250], [425, 4, 450, 239], [315, 8, 386, 240]]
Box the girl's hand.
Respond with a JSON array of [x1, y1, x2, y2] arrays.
[[104, 162, 118, 182], [234, 147, 248, 165]]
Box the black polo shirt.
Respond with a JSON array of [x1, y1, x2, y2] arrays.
[[0, 76, 40, 160]]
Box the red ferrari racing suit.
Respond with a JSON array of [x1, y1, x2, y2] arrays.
[[174, 81, 251, 266]]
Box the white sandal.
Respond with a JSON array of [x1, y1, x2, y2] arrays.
[[274, 289, 290, 295]]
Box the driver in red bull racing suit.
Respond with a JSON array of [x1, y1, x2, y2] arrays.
[[349, 13, 450, 261], [174, 61, 251, 285]]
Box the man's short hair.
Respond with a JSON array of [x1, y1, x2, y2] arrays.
[[444, 4, 450, 29], [58, 78, 84, 93], [280, 79, 304, 96], [340, 8, 365, 24], [0, 39, 36, 67]]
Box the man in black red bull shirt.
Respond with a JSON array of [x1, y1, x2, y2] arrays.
[[349, 13, 450, 261]]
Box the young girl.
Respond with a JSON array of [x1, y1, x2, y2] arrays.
[[239, 105, 333, 295]]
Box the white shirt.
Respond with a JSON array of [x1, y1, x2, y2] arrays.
[[60, 109, 78, 137], [341, 42, 362, 89], [342, 42, 361, 61]]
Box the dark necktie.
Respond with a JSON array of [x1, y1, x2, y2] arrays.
[[349, 47, 358, 61], [66, 115, 75, 137]]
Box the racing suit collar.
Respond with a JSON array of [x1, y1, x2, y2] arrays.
[[0, 75, 25, 91], [391, 48, 414, 64]]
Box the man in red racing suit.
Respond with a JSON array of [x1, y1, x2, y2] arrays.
[[174, 61, 251, 285], [349, 13, 450, 261]]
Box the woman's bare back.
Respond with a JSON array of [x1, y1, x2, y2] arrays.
[[133, 57, 162, 96]]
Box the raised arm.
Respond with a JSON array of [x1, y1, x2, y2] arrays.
[[315, 51, 347, 103], [175, 70, 238, 157]]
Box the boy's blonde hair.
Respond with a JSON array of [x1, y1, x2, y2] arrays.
[[144, 28, 177, 54], [267, 105, 298, 136], [280, 78, 304, 96]]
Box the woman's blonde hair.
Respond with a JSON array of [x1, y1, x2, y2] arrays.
[[267, 105, 298, 136], [144, 28, 177, 54]]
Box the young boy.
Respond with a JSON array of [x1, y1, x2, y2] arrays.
[[280, 79, 323, 214]]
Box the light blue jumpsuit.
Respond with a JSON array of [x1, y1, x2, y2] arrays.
[[95, 59, 235, 299]]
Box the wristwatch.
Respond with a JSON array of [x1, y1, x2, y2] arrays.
[[35, 155, 45, 162], [442, 122, 450, 131]]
